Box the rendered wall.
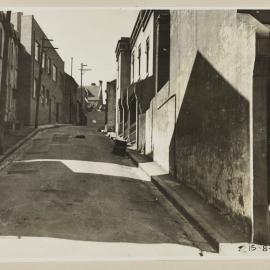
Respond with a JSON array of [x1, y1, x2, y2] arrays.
[[148, 10, 265, 234], [137, 113, 146, 152], [145, 100, 153, 155], [152, 82, 175, 172]]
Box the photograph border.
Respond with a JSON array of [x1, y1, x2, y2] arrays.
[[0, 0, 270, 269]]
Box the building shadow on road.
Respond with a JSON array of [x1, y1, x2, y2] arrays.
[[0, 159, 213, 252]]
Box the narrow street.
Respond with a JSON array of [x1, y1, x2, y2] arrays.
[[1, 7, 270, 269], [0, 124, 214, 257]]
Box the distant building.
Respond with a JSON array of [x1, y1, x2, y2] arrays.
[[11, 12, 65, 126], [105, 79, 116, 132], [82, 81, 105, 128], [84, 80, 103, 111], [63, 73, 78, 125]]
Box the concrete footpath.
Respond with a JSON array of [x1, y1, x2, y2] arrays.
[[0, 124, 70, 170], [127, 149, 250, 251]]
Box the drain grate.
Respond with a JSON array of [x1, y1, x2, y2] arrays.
[[74, 134, 85, 139], [8, 169, 37, 175]]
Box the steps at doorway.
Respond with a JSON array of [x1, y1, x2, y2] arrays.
[[127, 150, 167, 181]]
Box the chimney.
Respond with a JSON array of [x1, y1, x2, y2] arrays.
[[10, 12, 23, 38], [99, 80, 103, 104], [99, 80, 103, 91]]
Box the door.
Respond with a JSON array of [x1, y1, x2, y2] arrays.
[[48, 98, 52, 123], [56, 102, 60, 123]]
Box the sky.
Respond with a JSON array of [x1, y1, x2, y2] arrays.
[[12, 8, 139, 89]]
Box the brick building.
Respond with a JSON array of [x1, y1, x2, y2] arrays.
[[11, 12, 65, 126], [0, 12, 20, 130], [6, 25, 19, 129], [63, 73, 78, 124]]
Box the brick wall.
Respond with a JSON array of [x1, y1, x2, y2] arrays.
[[63, 73, 78, 124], [14, 14, 65, 126]]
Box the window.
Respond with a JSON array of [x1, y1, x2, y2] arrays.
[[60, 72, 64, 88], [52, 96, 56, 112], [131, 51, 135, 82], [35, 41, 40, 61], [52, 64, 57, 82], [47, 57, 51, 74], [33, 79, 37, 98], [146, 38, 150, 74], [130, 99, 136, 124], [46, 90, 50, 104], [117, 61, 119, 88], [11, 43, 17, 70], [138, 45, 141, 78], [41, 85, 45, 105], [10, 42, 14, 68], [42, 52, 46, 69], [15, 46, 18, 67]]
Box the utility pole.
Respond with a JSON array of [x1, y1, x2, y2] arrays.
[[68, 57, 74, 124], [105, 89, 108, 130], [71, 57, 73, 77], [69, 57, 73, 124], [34, 35, 58, 128], [78, 63, 91, 125], [34, 35, 44, 129], [0, 11, 11, 154]]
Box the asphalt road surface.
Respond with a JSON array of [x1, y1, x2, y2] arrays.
[[0, 125, 214, 255]]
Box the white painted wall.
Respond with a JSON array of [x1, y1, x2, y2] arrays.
[[146, 11, 267, 222], [131, 14, 154, 83]]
